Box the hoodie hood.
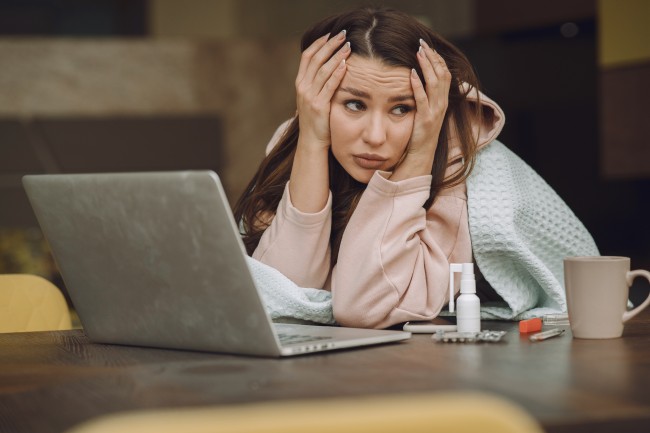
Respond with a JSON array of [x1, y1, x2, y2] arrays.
[[466, 84, 506, 149], [447, 84, 506, 162]]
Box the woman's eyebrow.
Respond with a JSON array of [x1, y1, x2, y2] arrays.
[[388, 94, 415, 103], [339, 87, 414, 103], [339, 87, 370, 98]]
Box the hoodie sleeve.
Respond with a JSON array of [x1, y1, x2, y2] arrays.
[[252, 182, 332, 289], [331, 88, 505, 329]]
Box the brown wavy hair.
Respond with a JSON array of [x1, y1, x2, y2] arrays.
[[234, 7, 482, 264]]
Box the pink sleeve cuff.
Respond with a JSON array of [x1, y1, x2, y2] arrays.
[[280, 181, 332, 227], [369, 171, 432, 196]]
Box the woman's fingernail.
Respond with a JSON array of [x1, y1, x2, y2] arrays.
[[340, 29, 347, 38]]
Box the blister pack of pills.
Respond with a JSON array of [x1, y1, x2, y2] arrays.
[[432, 330, 507, 343]]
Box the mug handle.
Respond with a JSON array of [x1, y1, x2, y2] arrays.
[[622, 269, 650, 322]]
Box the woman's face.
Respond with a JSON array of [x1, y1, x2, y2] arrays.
[[330, 55, 415, 184]]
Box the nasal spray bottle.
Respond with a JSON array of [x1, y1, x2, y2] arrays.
[[449, 263, 481, 333]]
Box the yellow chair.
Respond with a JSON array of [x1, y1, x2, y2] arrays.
[[0, 274, 72, 332], [65, 392, 545, 433]]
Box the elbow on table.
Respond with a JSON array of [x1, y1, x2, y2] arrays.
[[331, 284, 404, 329], [332, 303, 391, 329], [333, 293, 449, 329]]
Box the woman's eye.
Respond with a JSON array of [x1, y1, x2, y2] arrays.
[[344, 100, 365, 112], [392, 105, 413, 116]]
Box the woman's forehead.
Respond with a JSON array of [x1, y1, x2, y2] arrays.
[[341, 55, 412, 96]]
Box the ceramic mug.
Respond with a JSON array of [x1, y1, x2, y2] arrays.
[[564, 256, 650, 339]]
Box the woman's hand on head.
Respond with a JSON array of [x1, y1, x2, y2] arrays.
[[288, 31, 349, 213], [393, 39, 451, 180], [295, 30, 351, 151]]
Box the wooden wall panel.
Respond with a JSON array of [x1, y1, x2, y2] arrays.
[[600, 63, 650, 178]]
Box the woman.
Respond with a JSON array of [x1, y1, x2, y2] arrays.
[[234, 7, 505, 329]]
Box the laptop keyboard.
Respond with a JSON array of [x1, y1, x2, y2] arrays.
[[277, 333, 332, 345]]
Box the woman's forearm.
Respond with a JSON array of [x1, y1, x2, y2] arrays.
[[389, 149, 436, 181], [289, 139, 330, 213]]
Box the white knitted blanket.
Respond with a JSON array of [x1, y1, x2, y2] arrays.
[[246, 256, 335, 324], [249, 139, 599, 323], [467, 140, 599, 319]]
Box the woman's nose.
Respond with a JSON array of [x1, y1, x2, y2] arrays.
[[361, 113, 387, 147]]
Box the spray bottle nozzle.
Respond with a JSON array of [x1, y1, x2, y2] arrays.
[[449, 262, 475, 313]]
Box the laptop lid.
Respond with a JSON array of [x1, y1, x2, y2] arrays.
[[23, 171, 410, 357]]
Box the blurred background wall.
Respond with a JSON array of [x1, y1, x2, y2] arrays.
[[0, 0, 648, 300]]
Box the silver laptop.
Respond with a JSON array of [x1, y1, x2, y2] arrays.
[[23, 171, 410, 357]]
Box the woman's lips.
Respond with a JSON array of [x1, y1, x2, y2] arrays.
[[353, 154, 387, 170]]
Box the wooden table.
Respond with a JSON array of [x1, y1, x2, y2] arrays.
[[2, 309, 650, 433]]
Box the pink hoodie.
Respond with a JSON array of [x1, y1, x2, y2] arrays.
[[253, 87, 505, 328]]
